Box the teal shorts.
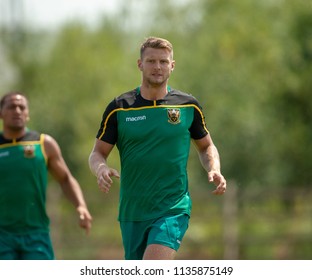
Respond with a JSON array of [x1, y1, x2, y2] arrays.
[[0, 230, 54, 260], [120, 213, 189, 260]]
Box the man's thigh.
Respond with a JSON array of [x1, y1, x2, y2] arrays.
[[147, 214, 189, 251], [0, 231, 54, 260], [120, 213, 189, 260]]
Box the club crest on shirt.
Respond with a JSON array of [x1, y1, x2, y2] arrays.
[[24, 145, 35, 158], [167, 108, 181, 124]]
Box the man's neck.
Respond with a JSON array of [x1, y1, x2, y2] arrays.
[[2, 128, 26, 140], [140, 83, 169, 100]]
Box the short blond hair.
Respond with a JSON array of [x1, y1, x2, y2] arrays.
[[140, 37, 173, 58]]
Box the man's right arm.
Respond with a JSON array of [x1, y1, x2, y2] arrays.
[[89, 139, 120, 193]]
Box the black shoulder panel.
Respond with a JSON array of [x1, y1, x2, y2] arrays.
[[0, 130, 40, 145]]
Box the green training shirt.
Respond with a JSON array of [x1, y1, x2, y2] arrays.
[[0, 130, 49, 234], [97, 87, 209, 221]]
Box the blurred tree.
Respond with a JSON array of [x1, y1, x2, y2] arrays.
[[270, 7, 312, 188]]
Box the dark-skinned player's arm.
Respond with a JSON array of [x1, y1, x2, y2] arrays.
[[44, 134, 92, 234]]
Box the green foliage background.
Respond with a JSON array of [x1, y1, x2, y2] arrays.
[[1, 0, 311, 259]]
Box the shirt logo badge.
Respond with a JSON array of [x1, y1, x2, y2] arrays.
[[167, 108, 181, 124], [24, 145, 35, 158]]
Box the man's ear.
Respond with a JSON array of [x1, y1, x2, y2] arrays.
[[171, 60, 175, 72], [137, 59, 143, 71]]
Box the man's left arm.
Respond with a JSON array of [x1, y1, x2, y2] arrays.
[[44, 134, 92, 233], [193, 134, 227, 195]]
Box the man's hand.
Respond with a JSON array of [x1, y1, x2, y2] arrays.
[[96, 164, 120, 193], [208, 171, 227, 195], [77, 206, 93, 235]]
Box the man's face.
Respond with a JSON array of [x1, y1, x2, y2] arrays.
[[0, 94, 29, 132], [138, 47, 175, 87]]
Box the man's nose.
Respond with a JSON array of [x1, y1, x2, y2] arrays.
[[15, 106, 22, 113], [154, 61, 161, 69]]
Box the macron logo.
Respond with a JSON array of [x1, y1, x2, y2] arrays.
[[126, 115, 147, 122], [0, 151, 9, 158]]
